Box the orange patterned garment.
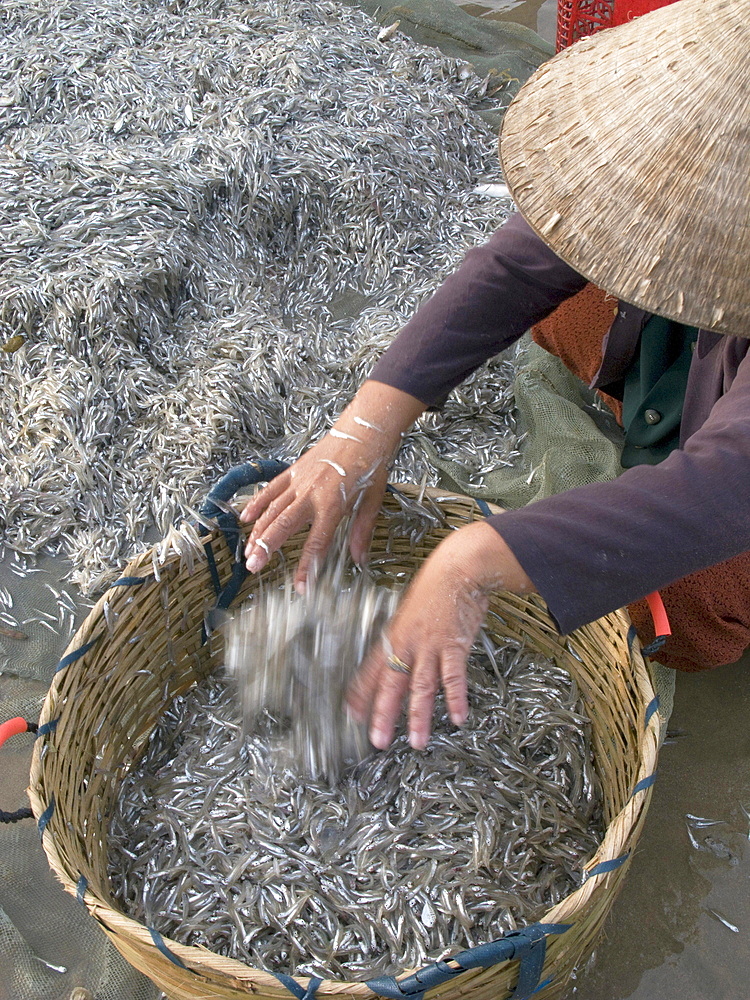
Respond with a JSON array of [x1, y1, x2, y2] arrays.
[[531, 284, 750, 671]]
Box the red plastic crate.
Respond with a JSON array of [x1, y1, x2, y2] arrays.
[[556, 1, 615, 51], [556, 0, 680, 51], [611, 0, 678, 24]]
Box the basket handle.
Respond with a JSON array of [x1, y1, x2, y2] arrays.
[[200, 459, 289, 521], [198, 460, 289, 619], [0, 717, 37, 823]]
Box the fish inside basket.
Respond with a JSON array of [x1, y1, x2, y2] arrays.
[[29, 469, 659, 1000]]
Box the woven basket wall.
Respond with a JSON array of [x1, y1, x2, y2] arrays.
[[29, 482, 659, 1000]]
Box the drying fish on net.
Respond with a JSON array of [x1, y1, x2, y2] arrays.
[[0, 0, 516, 595], [108, 497, 604, 982]]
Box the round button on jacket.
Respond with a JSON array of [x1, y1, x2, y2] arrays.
[[644, 408, 662, 425]]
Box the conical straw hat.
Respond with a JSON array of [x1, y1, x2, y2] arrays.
[[500, 0, 750, 336]]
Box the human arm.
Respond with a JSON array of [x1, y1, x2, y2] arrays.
[[369, 212, 588, 406], [350, 340, 750, 750], [241, 213, 588, 585], [347, 520, 535, 750], [491, 343, 750, 634], [240, 380, 425, 591]]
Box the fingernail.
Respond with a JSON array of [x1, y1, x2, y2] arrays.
[[409, 731, 427, 750], [370, 727, 389, 749], [246, 552, 264, 573], [450, 711, 468, 727], [294, 578, 307, 596]]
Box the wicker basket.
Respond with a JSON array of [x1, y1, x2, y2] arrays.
[[29, 462, 659, 1000]]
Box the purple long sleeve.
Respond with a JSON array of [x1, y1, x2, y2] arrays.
[[492, 349, 750, 633], [368, 213, 750, 634], [370, 213, 588, 406]]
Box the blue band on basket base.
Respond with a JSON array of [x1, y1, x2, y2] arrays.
[[642, 635, 667, 657], [55, 638, 99, 674], [111, 576, 148, 587], [627, 625, 638, 653], [630, 773, 657, 798], [36, 718, 59, 738], [148, 927, 188, 969], [366, 923, 571, 1000], [644, 696, 660, 728], [585, 852, 630, 880], [627, 624, 667, 661], [38, 795, 55, 837], [475, 498, 492, 517], [271, 972, 322, 1000]]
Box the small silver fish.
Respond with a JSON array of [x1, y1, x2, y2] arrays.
[[377, 21, 400, 42]]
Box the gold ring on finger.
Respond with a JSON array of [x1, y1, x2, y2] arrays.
[[387, 653, 412, 676]]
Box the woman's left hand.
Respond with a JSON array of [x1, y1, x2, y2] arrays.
[[347, 520, 535, 750]]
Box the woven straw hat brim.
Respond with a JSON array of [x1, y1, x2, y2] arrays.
[[500, 0, 750, 337]]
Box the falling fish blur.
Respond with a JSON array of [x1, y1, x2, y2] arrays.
[[0, 0, 516, 595], [109, 540, 604, 980], [226, 529, 400, 784]]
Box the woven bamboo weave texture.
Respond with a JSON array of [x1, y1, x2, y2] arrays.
[[29, 484, 659, 1000]]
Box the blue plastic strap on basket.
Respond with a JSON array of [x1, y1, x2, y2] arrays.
[[367, 923, 571, 1000], [37, 795, 55, 838], [111, 575, 148, 587], [630, 773, 657, 798], [475, 497, 492, 517], [641, 635, 667, 657], [203, 542, 223, 598], [644, 695, 660, 728], [627, 624, 667, 659], [584, 852, 630, 880], [148, 927, 188, 969], [55, 637, 99, 674], [201, 460, 289, 524], [200, 460, 290, 613], [36, 718, 58, 738], [215, 559, 250, 611], [271, 972, 323, 1000], [76, 874, 88, 905], [627, 624, 638, 653]]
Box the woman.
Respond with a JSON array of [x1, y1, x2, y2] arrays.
[[241, 0, 750, 750]]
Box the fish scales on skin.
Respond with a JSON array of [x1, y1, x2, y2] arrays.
[[0, 0, 514, 595], [109, 499, 604, 982]]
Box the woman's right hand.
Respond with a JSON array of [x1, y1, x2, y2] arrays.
[[239, 381, 425, 592]]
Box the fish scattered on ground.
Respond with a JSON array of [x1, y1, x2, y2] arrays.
[[0, 0, 515, 596]]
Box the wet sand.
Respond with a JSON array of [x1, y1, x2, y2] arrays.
[[573, 652, 750, 1000]]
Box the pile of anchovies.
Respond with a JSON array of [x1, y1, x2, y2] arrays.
[[109, 530, 603, 979], [0, 0, 517, 594]]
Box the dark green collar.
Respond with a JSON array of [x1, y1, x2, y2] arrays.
[[621, 316, 698, 468]]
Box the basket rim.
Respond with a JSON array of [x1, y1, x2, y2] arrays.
[[28, 483, 660, 998]]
